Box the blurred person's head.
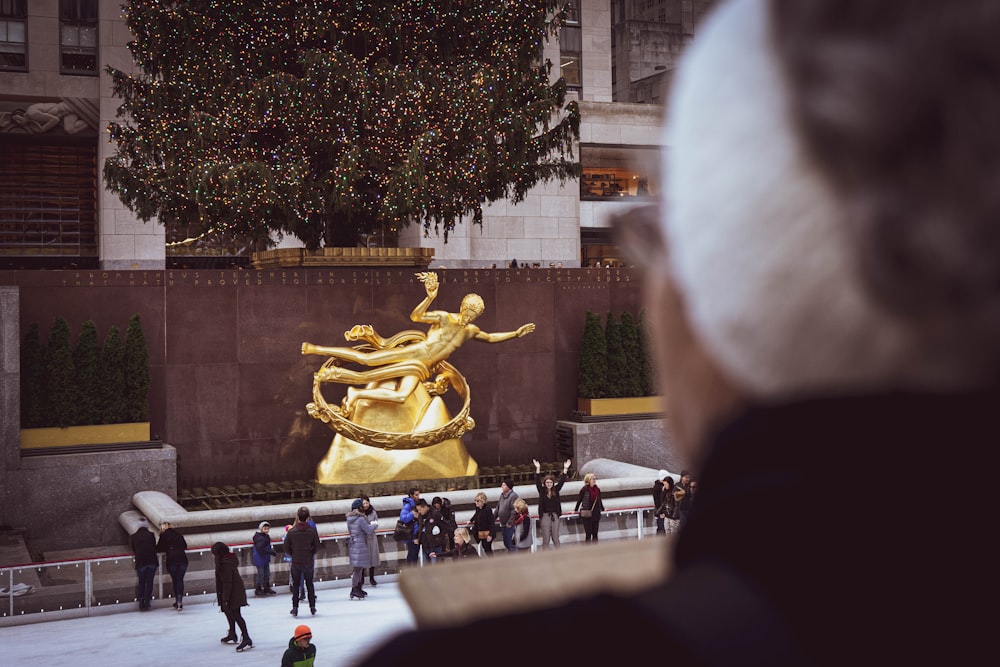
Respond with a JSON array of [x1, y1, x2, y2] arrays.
[[621, 0, 1000, 470]]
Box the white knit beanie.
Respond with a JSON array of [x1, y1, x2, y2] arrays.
[[662, 0, 917, 400]]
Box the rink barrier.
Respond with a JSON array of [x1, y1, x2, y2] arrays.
[[0, 503, 675, 627]]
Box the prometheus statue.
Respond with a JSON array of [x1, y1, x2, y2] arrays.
[[302, 272, 535, 486]]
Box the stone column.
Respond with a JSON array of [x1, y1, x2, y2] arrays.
[[0, 286, 20, 527]]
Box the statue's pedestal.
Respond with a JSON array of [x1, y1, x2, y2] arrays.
[[314, 382, 478, 498], [314, 471, 479, 501]]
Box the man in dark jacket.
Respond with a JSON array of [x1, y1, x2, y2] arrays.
[[130, 523, 157, 611], [356, 2, 997, 665], [281, 624, 317, 667], [283, 506, 320, 616], [414, 499, 446, 563], [212, 542, 252, 652]]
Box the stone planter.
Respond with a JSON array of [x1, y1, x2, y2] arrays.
[[20, 422, 151, 450], [576, 396, 664, 417]]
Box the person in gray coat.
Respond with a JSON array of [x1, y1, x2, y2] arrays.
[[496, 478, 519, 551], [347, 498, 377, 600], [360, 495, 381, 586]]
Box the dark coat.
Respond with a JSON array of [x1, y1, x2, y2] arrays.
[[252, 531, 276, 568], [440, 541, 480, 559], [155, 527, 188, 567], [574, 486, 605, 516], [417, 508, 447, 554], [655, 479, 677, 519], [536, 472, 567, 515], [468, 504, 496, 541], [283, 520, 320, 568], [130, 527, 157, 569], [214, 552, 247, 609], [355, 390, 999, 666]]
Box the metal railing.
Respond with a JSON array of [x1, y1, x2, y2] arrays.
[[1, 505, 665, 627]]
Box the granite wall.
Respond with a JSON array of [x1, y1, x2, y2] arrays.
[[8, 446, 177, 555], [1, 287, 18, 530], [1, 267, 649, 491]]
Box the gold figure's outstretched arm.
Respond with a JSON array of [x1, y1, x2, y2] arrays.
[[474, 322, 536, 343], [410, 272, 441, 325]]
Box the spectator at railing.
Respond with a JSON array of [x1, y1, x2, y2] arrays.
[[156, 521, 189, 609], [534, 458, 571, 548], [468, 491, 495, 557], [130, 522, 157, 612], [512, 499, 533, 551]]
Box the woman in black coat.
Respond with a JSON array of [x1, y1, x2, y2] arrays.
[[212, 542, 253, 652], [574, 473, 606, 542], [468, 491, 496, 556], [155, 521, 189, 610]]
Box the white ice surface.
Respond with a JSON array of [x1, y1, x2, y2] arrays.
[[3, 581, 414, 666]]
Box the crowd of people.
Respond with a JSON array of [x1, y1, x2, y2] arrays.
[[651, 469, 698, 535], [128, 461, 682, 658]]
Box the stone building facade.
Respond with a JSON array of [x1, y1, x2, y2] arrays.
[[0, 1, 691, 271]]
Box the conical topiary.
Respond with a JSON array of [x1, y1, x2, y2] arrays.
[[124, 314, 149, 422], [73, 320, 102, 426], [577, 311, 607, 399], [637, 310, 656, 396], [45, 316, 78, 428], [605, 311, 627, 398], [619, 311, 643, 398], [20, 323, 46, 428], [98, 325, 126, 425]]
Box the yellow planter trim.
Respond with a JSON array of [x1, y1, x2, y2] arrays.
[[20, 423, 151, 449], [577, 397, 664, 416]]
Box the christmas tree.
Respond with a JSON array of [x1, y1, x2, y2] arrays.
[[104, 0, 582, 250]]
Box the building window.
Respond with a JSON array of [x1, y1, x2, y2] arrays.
[[0, 0, 27, 71], [580, 145, 660, 201], [560, 25, 582, 90], [0, 140, 99, 260], [60, 0, 98, 75], [560, 0, 581, 94], [564, 0, 581, 25], [581, 228, 622, 268]]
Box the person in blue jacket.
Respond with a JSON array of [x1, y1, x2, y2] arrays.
[[252, 521, 277, 596], [398, 487, 421, 565]]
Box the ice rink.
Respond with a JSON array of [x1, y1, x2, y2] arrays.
[[3, 580, 415, 666]]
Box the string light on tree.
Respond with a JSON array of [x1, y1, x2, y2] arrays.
[[104, 0, 581, 251]]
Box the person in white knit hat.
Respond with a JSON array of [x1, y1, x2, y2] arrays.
[[359, 2, 996, 664]]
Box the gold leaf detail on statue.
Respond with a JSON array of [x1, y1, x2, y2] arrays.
[[309, 357, 473, 450]]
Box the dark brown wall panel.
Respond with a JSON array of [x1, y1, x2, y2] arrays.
[[6, 267, 645, 488]]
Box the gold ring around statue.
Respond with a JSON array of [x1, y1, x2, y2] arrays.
[[309, 357, 476, 450]]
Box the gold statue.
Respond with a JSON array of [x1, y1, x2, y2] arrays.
[[302, 272, 535, 486]]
